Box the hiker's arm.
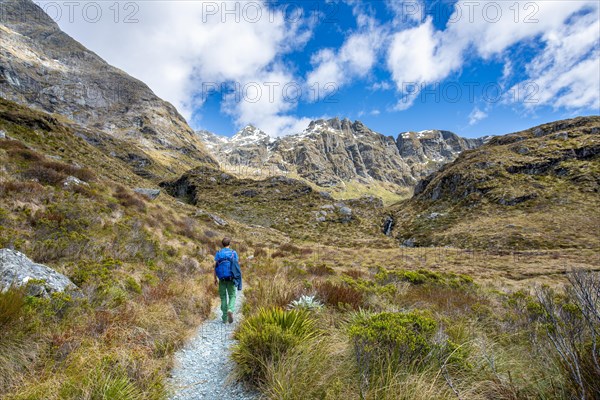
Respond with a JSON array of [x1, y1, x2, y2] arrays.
[[213, 262, 218, 285], [233, 254, 242, 290]]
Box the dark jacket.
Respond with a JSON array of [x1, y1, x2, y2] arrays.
[[214, 248, 242, 290]]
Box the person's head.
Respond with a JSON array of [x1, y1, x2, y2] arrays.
[[222, 237, 231, 248]]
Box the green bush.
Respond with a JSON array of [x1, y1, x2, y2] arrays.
[[375, 268, 474, 288], [232, 307, 320, 384], [0, 287, 26, 330], [349, 311, 437, 372]]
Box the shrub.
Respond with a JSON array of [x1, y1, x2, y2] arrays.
[[203, 229, 218, 238], [0, 180, 44, 197], [271, 250, 286, 258], [232, 307, 320, 384], [0, 139, 28, 151], [39, 160, 95, 182], [279, 242, 301, 254], [23, 164, 66, 185], [253, 247, 267, 258], [0, 286, 26, 330], [175, 256, 200, 276], [534, 271, 600, 399], [314, 280, 365, 310], [349, 311, 437, 373], [175, 217, 197, 239], [376, 268, 474, 288], [7, 147, 43, 162], [114, 185, 146, 212], [307, 263, 335, 276]]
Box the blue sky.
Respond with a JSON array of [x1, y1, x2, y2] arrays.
[[43, 0, 599, 138]]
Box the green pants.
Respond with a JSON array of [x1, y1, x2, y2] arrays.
[[218, 280, 236, 322]]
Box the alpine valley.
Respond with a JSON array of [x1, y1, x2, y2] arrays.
[[0, 1, 598, 399]]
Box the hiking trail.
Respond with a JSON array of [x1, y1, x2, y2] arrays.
[[169, 294, 257, 400]]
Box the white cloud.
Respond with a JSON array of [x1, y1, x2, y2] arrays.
[[34, 0, 600, 134], [38, 0, 315, 135], [370, 81, 392, 91], [385, 0, 600, 111], [468, 108, 488, 125], [220, 65, 318, 136], [507, 11, 600, 110], [305, 12, 383, 98]]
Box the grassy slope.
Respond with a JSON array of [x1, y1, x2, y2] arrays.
[[161, 165, 395, 248], [389, 116, 600, 250], [0, 99, 244, 399]]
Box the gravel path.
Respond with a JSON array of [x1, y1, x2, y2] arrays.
[[169, 294, 258, 400]]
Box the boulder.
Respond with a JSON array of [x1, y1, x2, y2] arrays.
[[426, 212, 443, 220], [401, 238, 416, 247], [339, 206, 352, 216], [134, 188, 160, 200], [63, 175, 88, 187], [0, 249, 78, 297], [338, 206, 353, 223], [318, 191, 333, 200], [195, 209, 228, 226]]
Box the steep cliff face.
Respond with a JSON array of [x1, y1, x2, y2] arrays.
[[273, 118, 413, 187], [199, 118, 484, 189], [396, 129, 487, 180], [0, 0, 215, 175]]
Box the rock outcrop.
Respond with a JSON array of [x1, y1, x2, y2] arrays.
[[0, 249, 78, 297], [134, 188, 161, 200], [397, 129, 487, 180]]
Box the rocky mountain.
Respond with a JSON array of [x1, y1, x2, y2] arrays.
[[397, 129, 489, 180], [199, 118, 484, 189], [0, 0, 216, 177], [388, 116, 600, 249]]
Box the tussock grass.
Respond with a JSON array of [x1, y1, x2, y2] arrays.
[[236, 253, 599, 400], [232, 307, 320, 384]]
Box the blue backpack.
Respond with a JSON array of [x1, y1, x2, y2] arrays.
[[215, 249, 235, 280]]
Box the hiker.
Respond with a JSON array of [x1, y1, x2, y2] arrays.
[[214, 237, 242, 323]]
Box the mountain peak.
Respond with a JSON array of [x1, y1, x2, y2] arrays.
[[230, 125, 271, 146], [303, 117, 359, 136]]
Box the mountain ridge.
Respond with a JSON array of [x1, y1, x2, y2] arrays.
[[197, 117, 485, 189]]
